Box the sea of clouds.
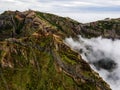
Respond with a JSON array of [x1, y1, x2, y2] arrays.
[[65, 36, 120, 90]]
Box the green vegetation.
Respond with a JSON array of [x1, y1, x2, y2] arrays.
[[0, 10, 112, 90]]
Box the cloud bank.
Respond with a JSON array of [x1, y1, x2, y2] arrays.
[[65, 36, 120, 90]]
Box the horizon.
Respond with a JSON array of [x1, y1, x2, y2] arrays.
[[0, 0, 120, 23]]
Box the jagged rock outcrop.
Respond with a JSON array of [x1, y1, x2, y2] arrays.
[[0, 10, 112, 90]]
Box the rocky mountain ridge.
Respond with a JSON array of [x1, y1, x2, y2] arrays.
[[0, 10, 118, 90]]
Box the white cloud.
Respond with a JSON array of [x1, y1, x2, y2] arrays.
[[53, 12, 120, 23], [82, 0, 120, 6], [65, 36, 120, 90], [57, 0, 120, 7], [0, 0, 120, 11], [0, 0, 55, 12], [60, 1, 101, 7]]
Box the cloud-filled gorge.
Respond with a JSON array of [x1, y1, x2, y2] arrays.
[[65, 36, 120, 90]]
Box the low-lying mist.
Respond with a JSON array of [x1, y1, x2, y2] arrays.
[[65, 36, 120, 90]]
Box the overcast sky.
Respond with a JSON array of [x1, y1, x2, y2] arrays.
[[0, 0, 120, 23]]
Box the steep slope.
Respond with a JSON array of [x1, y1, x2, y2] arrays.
[[0, 10, 111, 90]]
